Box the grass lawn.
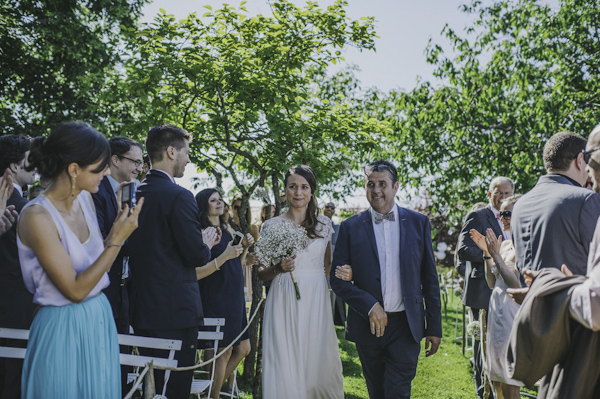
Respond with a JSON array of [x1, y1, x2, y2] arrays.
[[235, 292, 537, 398]]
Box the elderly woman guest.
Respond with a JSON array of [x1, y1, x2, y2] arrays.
[[195, 188, 254, 398], [470, 195, 524, 399], [17, 122, 143, 398]]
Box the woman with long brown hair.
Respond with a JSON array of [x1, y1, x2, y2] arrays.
[[258, 165, 343, 399]]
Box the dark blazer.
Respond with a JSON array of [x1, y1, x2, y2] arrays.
[[507, 268, 600, 398], [91, 177, 128, 322], [127, 171, 211, 330], [330, 205, 442, 345], [457, 205, 502, 310], [0, 190, 35, 328], [511, 174, 600, 276]]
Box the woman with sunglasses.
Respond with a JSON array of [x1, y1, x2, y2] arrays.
[[470, 194, 523, 399]]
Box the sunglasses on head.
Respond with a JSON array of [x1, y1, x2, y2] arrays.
[[499, 210, 511, 219], [582, 148, 600, 164]]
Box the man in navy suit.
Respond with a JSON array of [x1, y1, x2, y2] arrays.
[[331, 160, 442, 399], [91, 136, 143, 397], [0, 135, 36, 399], [456, 176, 514, 398], [92, 137, 143, 333], [127, 125, 213, 399]]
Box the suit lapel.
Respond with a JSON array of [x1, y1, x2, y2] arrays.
[[486, 207, 503, 237], [362, 210, 380, 264], [397, 204, 406, 261], [102, 177, 119, 214]]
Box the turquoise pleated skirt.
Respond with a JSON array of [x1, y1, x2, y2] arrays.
[[21, 294, 120, 399]]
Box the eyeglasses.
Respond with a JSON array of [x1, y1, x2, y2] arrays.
[[582, 148, 600, 164], [324, 205, 335, 210], [233, 205, 240, 211], [118, 155, 143, 168], [499, 211, 511, 220]]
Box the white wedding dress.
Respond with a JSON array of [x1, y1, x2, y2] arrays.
[[261, 215, 344, 399]]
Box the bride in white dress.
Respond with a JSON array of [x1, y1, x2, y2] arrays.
[[258, 165, 344, 399]]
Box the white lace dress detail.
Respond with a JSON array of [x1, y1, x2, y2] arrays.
[[261, 215, 344, 399]]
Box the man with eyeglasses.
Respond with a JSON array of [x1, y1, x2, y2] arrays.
[[511, 131, 600, 278], [91, 136, 143, 396], [456, 176, 514, 398], [505, 127, 600, 398]]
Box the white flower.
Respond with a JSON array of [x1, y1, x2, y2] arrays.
[[255, 220, 310, 267]]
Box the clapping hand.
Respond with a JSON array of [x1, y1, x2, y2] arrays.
[[484, 228, 502, 258], [469, 229, 488, 253], [0, 205, 17, 236], [202, 226, 221, 249]]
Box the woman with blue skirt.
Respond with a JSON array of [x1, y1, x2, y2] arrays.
[[16, 122, 143, 399]]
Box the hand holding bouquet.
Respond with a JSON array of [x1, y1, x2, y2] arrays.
[[255, 220, 310, 300]]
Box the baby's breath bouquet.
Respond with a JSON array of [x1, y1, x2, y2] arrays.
[[255, 220, 310, 300]]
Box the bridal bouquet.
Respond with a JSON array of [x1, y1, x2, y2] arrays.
[[255, 220, 310, 300]]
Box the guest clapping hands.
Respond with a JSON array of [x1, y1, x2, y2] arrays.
[[195, 189, 252, 399], [0, 169, 17, 236], [469, 195, 523, 399]]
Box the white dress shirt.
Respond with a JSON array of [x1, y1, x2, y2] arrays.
[[490, 205, 511, 240], [107, 175, 130, 279], [569, 218, 600, 330], [370, 205, 404, 313]]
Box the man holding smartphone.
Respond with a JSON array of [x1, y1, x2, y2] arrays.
[[91, 136, 143, 397]]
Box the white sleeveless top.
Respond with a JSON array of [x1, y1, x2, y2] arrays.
[[17, 191, 109, 306]]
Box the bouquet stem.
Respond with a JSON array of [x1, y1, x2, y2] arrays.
[[290, 272, 301, 300]]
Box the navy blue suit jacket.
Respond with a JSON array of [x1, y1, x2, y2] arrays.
[[91, 177, 128, 317], [0, 190, 35, 329], [457, 205, 502, 310], [127, 171, 211, 330], [330, 205, 442, 345]]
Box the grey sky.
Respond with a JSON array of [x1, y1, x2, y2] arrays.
[[139, 1, 477, 207], [140, 0, 477, 92]]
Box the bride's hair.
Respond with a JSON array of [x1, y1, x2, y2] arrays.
[[284, 165, 323, 239]]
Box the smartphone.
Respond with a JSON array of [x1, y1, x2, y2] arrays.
[[232, 231, 244, 246], [121, 182, 137, 209]]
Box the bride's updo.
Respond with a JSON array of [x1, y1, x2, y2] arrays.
[[284, 165, 323, 239], [28, 122, 111, 181]]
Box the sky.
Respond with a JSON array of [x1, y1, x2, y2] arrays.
[[139, 0, 478, 209]]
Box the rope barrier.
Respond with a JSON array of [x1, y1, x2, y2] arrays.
[[124, 360, 152, 399], [123, 297, 265, 399]]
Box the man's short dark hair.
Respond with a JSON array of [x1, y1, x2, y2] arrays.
[[543, 131, 587, 172], [364, 160, 398, 184], [0, 135, 31, 173], [109, 137, 143, 157], [145, 124, 191, 164]]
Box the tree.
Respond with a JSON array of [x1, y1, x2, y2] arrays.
[[385, 0, 600, 217], [0, 0, 147, 135], [117, 0, 385, 390]]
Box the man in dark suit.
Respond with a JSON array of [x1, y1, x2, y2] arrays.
[[127, 124, 213, 399], [331, 160, 442, 399], [92, 137, 143, 332], [511, 131, 600, 277], [456, 176, 514, 398], [91, 136, 143, 396], [0, 135, 36, 399]]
